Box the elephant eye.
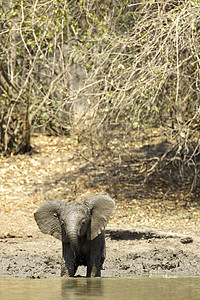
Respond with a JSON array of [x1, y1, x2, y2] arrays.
[[81, 219, 86, 225]]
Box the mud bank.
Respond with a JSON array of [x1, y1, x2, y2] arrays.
[[0, 228, 200, 278]]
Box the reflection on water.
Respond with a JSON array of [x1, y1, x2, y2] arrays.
[[61, 278, 103, 298], [0, 277, 200, 300]]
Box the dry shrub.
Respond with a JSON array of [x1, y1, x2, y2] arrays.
[[1, 0, 200, 191]]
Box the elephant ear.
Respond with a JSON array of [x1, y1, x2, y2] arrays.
[[84, 195, 115, 240], [34, 200, 66, 240]]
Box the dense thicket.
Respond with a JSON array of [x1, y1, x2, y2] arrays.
[[1, 0, 200, 190]]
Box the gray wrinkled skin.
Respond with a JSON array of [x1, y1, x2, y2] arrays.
[[34, 195, 115, 277]]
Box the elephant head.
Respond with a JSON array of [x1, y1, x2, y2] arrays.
[[34, 195, 115, 254]]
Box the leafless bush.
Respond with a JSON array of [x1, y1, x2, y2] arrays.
[[0, 0, 200, 189]]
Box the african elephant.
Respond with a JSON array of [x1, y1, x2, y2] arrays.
[[34, 195, 115, 277]]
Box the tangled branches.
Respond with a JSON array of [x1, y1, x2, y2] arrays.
[[0, 0, 200, 190]]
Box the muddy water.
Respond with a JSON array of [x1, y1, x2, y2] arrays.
[[0, 277, 200, 300]]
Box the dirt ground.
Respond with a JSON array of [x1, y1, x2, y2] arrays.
[[0, 228, 200, 278], [0, 135, 200, 278]]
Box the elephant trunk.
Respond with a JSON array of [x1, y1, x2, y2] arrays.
[[66, 226, 80, 258]]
